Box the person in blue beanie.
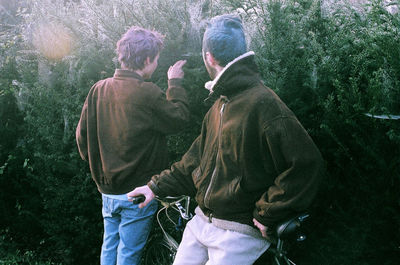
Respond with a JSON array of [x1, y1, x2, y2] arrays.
[[129, 14, 324, 265]]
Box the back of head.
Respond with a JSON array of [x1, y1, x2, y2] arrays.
[[203, 14, 247, 67], [116, 27, 164, 70]]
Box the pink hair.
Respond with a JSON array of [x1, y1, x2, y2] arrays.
[[116, 26, 164, 70]]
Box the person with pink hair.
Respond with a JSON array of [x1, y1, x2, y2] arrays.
[[76, 26, 189, 265]]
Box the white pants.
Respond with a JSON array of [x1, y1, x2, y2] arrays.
[[173, 215, 270, 265]]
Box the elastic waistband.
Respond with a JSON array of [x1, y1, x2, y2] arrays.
[[194, 207, 263, 239]]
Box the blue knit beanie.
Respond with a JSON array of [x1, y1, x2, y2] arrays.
[[203, 14, 247, 66]]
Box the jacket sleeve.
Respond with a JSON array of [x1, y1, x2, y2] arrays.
[[76, 99, 88, 161], [253, 116, 324, 226], [148, 113, 209, 197], [151, 78, 190, 134]]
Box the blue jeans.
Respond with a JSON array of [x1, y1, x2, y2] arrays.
[[100, 195, 157, 265]]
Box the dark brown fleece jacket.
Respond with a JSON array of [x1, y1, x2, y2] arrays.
[[76, 69, 189, 194], [149, 53, 324, 227]]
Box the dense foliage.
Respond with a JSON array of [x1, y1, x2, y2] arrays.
[[0, 0, 399, 264]]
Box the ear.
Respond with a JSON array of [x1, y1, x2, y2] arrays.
[[205, 52, 219, 67], [144, 56, 151, 66]]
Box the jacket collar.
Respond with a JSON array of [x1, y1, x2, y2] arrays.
[[204, 51, 259, 103], [204, 51, 255, 94], [114, 69, 143, 81]]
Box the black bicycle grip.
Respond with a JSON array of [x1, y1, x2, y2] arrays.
[[130, 195, 145, 204]]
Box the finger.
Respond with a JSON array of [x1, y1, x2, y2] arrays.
[[262, 230, 267, 238], [177, 60, 187, 68], [127, 189, 139, 199], [171, 61, 179, 68], [138, 196, 152, 208], [173, 60, 186, 68], [127, 186, 147, 199]]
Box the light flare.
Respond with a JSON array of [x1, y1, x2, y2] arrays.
[[32, 22, 74, 60]]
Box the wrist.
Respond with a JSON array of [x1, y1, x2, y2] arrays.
[[168, 78, 183, 87]]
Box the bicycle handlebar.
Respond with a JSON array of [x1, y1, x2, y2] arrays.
[[155, 195, 192, 221], [130, 194, 192, 221]]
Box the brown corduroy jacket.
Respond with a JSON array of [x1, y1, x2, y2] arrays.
[[148, 52, 324, 227], [76, 69, 189, 194]]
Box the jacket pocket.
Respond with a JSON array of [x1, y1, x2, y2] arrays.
[[230, 176, 256, 210]]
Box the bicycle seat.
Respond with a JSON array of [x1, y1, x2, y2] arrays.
[[276, 213, 309, 239]]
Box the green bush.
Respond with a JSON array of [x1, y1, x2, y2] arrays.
[[237, 1, 399, 264], [0, 0, 399, 264]]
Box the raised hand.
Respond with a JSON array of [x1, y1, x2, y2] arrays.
[[168, 60, 187, 79]]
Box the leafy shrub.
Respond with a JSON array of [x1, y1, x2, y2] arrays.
[[0, 0, 399, 264]]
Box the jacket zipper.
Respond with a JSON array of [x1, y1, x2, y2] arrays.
[[204, 98, 227, 209]]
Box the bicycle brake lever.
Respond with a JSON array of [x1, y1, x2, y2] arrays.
[[130, 195, 145, 204]]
